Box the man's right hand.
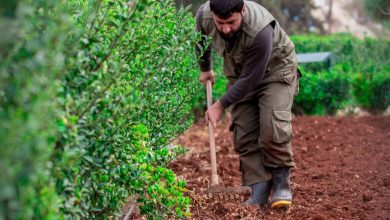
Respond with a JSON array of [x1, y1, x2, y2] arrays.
[[199, 70, 215, 87]]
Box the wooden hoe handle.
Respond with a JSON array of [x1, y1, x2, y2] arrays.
[[206, 80, 219, 186]]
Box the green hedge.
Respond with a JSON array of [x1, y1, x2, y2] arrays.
[[352, 71, 390, 113], [1, 0, 200, 219], [293, 68, 390, 115], [0, 0, 71, 218], [294, 69, 351, 115]]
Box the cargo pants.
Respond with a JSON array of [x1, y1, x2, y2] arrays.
[[229, 68, 300, 186]]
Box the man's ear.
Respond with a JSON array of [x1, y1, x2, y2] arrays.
[[241, 3, 246, 16]]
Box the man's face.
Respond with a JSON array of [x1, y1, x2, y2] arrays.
[[213, 11, 244, 40]]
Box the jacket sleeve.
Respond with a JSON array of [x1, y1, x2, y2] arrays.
[[219, 24, 274, 108]]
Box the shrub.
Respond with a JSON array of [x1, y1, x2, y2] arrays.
[[1, 0, 200, 219], [54, 0, 198, 218], [294, 69, 350, 115], [0, 0, 71, 218], [352, 71, 390, 113]]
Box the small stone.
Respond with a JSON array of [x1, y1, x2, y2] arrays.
[[363, 193, 373, 202], [384, 178, 390, 187]]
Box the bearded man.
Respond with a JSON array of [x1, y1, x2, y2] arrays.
[[196, 0, 301, 208]]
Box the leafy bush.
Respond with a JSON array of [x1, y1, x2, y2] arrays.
[[1, 0, 200, 219], [294, 69, 350, 115], [352, 71, 390, 113], [0, 0, 71, 219], [57, 0, 199, 218]]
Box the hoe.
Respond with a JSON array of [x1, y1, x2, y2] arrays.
[[205, 80, 251, 198]]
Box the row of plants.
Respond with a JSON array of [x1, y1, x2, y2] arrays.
[[1, 0, 202, 219], [294, 68, 390, 115]]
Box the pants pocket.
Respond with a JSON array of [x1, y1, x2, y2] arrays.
[[272, 110, 292, 144], [281, 69, 296, 85]]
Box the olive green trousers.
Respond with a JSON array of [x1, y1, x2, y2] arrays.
[[229, 68, 299, 186]]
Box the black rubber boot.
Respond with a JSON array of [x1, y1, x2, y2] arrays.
[[243, 181, 272, 206], [270, 167, 292, 208]]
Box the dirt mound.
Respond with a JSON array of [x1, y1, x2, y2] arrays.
[[170, 115, 390, 219]]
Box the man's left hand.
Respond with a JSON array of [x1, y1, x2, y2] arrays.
[[205, 100, 224, 128]]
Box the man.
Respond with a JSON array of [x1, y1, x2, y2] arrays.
[[195, 0, 301, 208]]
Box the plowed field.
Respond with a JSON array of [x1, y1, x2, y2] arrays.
[[169, 115, 390, 219]]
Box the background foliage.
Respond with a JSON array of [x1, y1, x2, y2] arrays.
[[294, 70, 350, 115], [0, 0, 72, 218], [364, 0, 390, 23], [291, 34, 390, 115], [352, 71, 390, 113], [291, 34, 390, 74]]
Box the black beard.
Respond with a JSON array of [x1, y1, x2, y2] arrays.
[[217, 28, 242, 41]]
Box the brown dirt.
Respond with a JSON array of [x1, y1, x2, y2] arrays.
[[169, 115, 390, 219]]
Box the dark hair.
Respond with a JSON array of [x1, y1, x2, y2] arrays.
[[210, 0, 244, 19]]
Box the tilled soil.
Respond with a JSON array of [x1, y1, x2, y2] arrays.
[[169, 115, 390, 219]]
